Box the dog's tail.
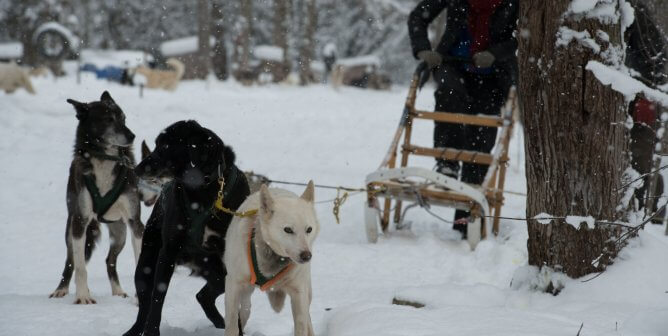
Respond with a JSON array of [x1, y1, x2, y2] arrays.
[[85, 220, 101, 262], [166, 58, 185, 80], [21, 72, 36, 94]]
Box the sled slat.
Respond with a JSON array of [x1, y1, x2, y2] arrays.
[[404, 145, 495, 165], [412, 110, 504, 127], [369, 181, 504, 207]]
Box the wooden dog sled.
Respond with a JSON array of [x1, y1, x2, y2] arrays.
[[364, 63, 518, 249]]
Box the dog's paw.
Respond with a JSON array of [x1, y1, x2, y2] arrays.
[[73, 295, 97, 304], [113, 290, 129, 298], [212, 317, 225, 329], [49, 288, 68, 298], [122, 327, 143, 336]]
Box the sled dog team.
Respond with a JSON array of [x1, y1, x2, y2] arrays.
[[50, 91, 319, 336]]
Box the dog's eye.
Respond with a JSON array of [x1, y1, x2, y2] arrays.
[[306, 227, 312, 234], [283, 227, 294, 234]]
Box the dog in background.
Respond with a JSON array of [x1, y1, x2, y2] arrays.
[[124, 120, 250, 336], [131, 58, 185, 91], [49, 91, 149, 304], [223, 182, 320, 336], [330, 63, 391, 91], [28, 66, 51, 77], [0, 62, 35, 94]]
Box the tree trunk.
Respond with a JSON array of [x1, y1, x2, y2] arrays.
[[273, 0, 290, 69], [298, 0, 317, 85], [211, 0, 228, 80], [196, 0, 211, 79], [238, 0, 253, 71], [518, 0, 628, 278]]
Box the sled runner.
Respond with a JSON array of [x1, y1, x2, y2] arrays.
[[364, 63, 518, 249]]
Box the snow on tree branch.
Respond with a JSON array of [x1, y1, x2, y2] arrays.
[[586, 60, 668, 105], [564, 0, 626, 25], [556, 27, 601, 53]]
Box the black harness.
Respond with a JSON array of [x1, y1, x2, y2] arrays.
[[179, 165, 241, 249]]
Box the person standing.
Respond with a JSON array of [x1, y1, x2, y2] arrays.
[[408, 0, 518, 236], [625, 0, 666, 221]]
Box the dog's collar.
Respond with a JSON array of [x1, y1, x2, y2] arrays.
[[248, 225, 294, 291], [220, 165, 239, 200], [212, 166, 256, 218], [78, 148, 129, 165], [202, 160, 227, 186]]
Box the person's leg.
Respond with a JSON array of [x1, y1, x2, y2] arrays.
[[453, 74, 508, 235], [630, 122, 655, 210], [433, 64, 470, 176]]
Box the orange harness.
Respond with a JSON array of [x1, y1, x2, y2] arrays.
[[247, 223, 294, 291]]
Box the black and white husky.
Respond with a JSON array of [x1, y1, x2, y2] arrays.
[[49, 91, 154, 304]]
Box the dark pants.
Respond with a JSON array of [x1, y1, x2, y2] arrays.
[[630, 121, 664, 219], [433, 64, 509, 231]]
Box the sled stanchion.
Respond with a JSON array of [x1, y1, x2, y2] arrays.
[[363, 63, 517, 249], [492, 88, 517, 235]]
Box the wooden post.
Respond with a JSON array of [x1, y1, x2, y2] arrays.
[[76, 57, 81, 84]]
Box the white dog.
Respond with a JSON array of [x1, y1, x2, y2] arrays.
[[132, 58, 185, 91], [223, 182, 319, 336], [0, 62, 35, 94]]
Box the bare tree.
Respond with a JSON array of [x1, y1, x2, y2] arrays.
[[196, 0, 211, 79], [273, 0, 291, 68], [518, 0, 629, 279], [298, 0, 317, 84], [238, 0, 253, 72], [211, 0, 228, 80]]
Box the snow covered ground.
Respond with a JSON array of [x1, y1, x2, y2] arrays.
[[1, 66, 667, 336]]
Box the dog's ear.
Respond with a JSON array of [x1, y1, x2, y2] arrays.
[[223, 145, 236, 166], [259, 184, 275, 222], [141, 140, 151, 160], [67, 99, 88, 120], [100, 91, 115, 104], [301, 180, 315, 203]]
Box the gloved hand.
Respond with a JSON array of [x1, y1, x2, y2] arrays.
[[417, 50, 443, 69], [473, 51, 495, 68]]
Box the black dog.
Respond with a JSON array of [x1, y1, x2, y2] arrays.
[[124, 120, 250, 336], [50, 91, 149, 304]]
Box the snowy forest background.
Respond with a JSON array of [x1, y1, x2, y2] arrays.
[[2, 0, 662, 83], [2, 0, 668, 335]]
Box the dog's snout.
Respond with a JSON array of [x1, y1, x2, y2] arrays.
[[299, 251, 312, 262], [125, 127, 136, 142]]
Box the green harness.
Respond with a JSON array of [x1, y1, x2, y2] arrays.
[[82, 151, 129, 223]]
